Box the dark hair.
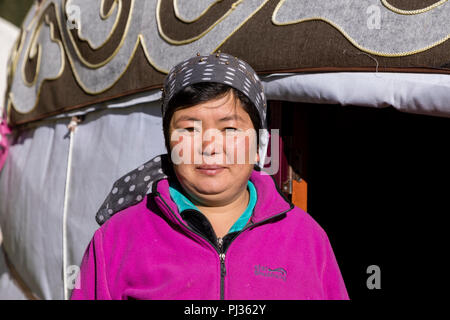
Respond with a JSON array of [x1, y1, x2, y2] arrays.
[[162, 82, 262, 155]]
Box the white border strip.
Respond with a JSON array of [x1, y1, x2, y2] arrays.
[[62, 124, 76, 300]]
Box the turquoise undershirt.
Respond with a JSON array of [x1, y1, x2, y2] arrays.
[[169, 180, 257, 234]]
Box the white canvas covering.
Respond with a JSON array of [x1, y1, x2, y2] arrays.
[[0, 97, 166, 299], [262, 72, 450, 118]]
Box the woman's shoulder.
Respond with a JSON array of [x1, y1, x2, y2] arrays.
[[283, 204, 330, 241], [97, 195, 154, 237]]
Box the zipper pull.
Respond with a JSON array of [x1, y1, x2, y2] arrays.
[[217, 237, 224, 252], [219, 252, 226, 279], [220, 254, 226, 279], [217, 237, 226, 273]]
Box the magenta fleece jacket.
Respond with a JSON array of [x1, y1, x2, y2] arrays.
[[70, 169, 349, 300]]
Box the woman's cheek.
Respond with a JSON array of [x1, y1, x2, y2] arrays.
[[170, 132, 196, 165], [225, 130, 257, 165]]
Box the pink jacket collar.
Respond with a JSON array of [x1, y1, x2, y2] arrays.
[[151, 167, 294, 228]]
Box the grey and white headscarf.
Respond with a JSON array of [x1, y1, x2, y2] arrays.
[[96, 53, 269, 225]]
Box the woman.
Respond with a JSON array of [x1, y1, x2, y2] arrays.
[[70, 53, 349, 300]]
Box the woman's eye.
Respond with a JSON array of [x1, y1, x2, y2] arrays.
[[224, 127, 238, 132]]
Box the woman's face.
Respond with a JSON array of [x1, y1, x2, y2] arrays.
[[168, 90, 259, 206]]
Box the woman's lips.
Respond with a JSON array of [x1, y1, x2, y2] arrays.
[[196, 165, 226, 176]]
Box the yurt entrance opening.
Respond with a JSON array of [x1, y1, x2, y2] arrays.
[[268, 100, 449, 300]]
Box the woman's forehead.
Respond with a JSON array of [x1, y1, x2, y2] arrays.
[[172, 92, 251, 122]]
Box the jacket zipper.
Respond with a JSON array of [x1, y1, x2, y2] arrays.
[[155, 193, 225, 297], [217, 237, 226, 300], [155, 192, 294, 300]]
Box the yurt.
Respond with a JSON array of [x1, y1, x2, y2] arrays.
[[1, 0, 449, 300]]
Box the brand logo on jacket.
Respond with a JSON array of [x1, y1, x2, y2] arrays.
[[254, 265, 287, 281]]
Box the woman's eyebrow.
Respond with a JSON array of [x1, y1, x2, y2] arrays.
[[218, 114, 244, 122], [174, 115, 201, 123], [175, 114, 244, 123]]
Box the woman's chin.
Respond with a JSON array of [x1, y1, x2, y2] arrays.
[[194, 181, 227, 195], [190, 174, 229, 195]]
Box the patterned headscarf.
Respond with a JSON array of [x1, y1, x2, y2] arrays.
[[96, 53, 269, 225]]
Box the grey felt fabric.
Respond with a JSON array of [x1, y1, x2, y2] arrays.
[[10, 0, 269, 104], [9, 15, 64, 113], [273, 0, 450, 55], [66, 0, 119, 49], [175, 0, 218, 22]]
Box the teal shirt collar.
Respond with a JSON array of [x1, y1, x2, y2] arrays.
[[169, 180, 257, 234]]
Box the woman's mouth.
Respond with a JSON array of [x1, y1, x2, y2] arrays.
[[196, 165, 226, 176]]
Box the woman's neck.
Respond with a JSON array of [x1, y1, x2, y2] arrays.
[[194, 187, 250, 239]]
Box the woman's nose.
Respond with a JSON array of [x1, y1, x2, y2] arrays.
[[199, 128, 224, 158], [201, 136, 219, 156]]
